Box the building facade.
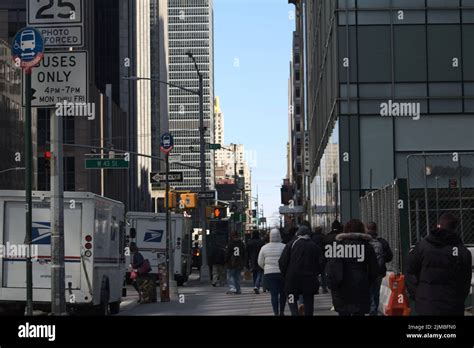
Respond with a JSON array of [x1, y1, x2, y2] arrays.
[[168, 0, 215, 191], [303, 0, 474, 228]]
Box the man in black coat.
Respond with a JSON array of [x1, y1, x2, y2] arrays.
[[326, 219, 379, 316], [246, 230, 265, 294], [279, 224, 323, 316], [406, 213, 472, 316], [225, 232, 247, 294]]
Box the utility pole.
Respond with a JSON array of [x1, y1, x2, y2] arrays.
[[50, 107, 66, 315], [198, 71, 210, 281], [162, 153, 170, 302]]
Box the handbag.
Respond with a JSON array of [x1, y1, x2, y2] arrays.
[[138, 259, 151, 275], [130, 270, 138, 280]]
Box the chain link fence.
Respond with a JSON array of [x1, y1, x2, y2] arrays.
[[407, 153, 474, 247], [360, 180, 404, 273]]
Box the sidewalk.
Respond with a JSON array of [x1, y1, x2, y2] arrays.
[[119, 272, 336, 316]]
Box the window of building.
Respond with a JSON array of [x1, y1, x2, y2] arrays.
[[427, 25, 461, 81], [394, 26, 427, 82], [357, 26, 391, 83]]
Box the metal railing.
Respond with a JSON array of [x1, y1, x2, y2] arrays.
[[407, 153, 474, 247]]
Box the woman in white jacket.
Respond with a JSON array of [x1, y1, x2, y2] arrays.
[[258, 229, 286, 315]]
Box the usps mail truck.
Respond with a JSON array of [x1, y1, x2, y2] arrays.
[[126, 212, 192, 286], [0, 191, 126, 315]]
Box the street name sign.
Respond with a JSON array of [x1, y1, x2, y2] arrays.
[[198, 191, 216, 200], [85, 159, 129, 170], [150, 172, 184, 183], [23, 51, 88, 107], [169, 154, 182, 163]]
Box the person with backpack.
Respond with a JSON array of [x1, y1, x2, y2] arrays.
[[225, 232, 247, 294], [366, 222, 393, 315], [406, 213, 472, 316], [210, 243, 226, 287], [326, 219, 379, 316], [278, 224, 323, 316]]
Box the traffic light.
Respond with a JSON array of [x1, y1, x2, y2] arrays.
[[252, 209, 257, 218], [180, 193, 197, 209], [44, 151, 51, 171], [207, 206, 227, 219], [165, 192, 177, 209]]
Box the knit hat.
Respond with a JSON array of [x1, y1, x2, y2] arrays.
[[269, 229, 281, 243]]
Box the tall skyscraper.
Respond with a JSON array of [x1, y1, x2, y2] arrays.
[[168, 0, 215, 191]]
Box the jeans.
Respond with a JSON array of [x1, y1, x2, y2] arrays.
[[369, 276, 383, 315], [288, 294, 314, 316], [263, 273, 286, 315], [212, 264, 225, 286], [227, 268, 241, 293], [252, 270, 263, 289]]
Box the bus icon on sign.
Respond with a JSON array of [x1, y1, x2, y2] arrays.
[[21, 30, 36, 52]]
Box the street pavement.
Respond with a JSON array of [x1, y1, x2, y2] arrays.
[[119, 271, 337, 316]]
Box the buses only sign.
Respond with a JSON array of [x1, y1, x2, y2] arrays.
[[23, 50, 88, 107]]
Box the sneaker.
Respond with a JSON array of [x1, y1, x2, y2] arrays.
[[226, 290, 236, 295], [253, 287, 260, 294]]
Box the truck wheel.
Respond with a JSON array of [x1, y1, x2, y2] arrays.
[[109, 301, 120, 315]]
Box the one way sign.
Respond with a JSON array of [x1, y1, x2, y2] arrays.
[[150, 172, 183, 183]]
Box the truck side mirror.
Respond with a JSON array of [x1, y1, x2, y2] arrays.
[[129, 228, 137, 239]]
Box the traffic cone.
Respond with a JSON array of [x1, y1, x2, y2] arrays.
[[385, 273, 411, 316]]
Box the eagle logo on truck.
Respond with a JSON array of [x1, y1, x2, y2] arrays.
[[143, 230, 164, 243], [31, 222, 51, 245]]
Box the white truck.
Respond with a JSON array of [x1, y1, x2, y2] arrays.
[[126, 212, 192, 286], [0, 190, 126, 315]]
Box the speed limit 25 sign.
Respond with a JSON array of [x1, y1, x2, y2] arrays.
[[28, 0, 83, 25]]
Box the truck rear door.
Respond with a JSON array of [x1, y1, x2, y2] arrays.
[[135, 217, 169, 274], [2, 201, 82, 290]]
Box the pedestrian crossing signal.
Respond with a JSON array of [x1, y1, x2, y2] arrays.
[[214, 208, 220, 218]]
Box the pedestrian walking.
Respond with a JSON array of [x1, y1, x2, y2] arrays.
[[311, 226, 328, 294], [225, 232, 247, 294], [406, 213, 472, 316], [258, 229, 286, 315], [129, 242, 152, 303], [210, 244, 226, 287], [366, 222, 393, 315], [246, 230, 265, 294], [324, 220, 343, 245], [326, 219, 379, 316], [279, 223, 323, 316]]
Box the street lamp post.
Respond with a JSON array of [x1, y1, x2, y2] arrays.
[[187, 52, 210, 282], [122, 56, 210, 281]]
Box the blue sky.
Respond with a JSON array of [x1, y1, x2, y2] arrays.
[[214, 0, 294, 227]]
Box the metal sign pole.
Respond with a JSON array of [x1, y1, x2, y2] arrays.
[[25, 70, 33, 316], [162, 153, 170, 302]]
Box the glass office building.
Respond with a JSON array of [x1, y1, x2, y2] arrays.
[[304, 0, 474, 226]]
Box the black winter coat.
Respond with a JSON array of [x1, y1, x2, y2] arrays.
[[326, 233, 379, 314], [406, 229, 472, 316], [246, 238, 265, 272], [278, 236, 323, 295], [225, 239, 247, 270]]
